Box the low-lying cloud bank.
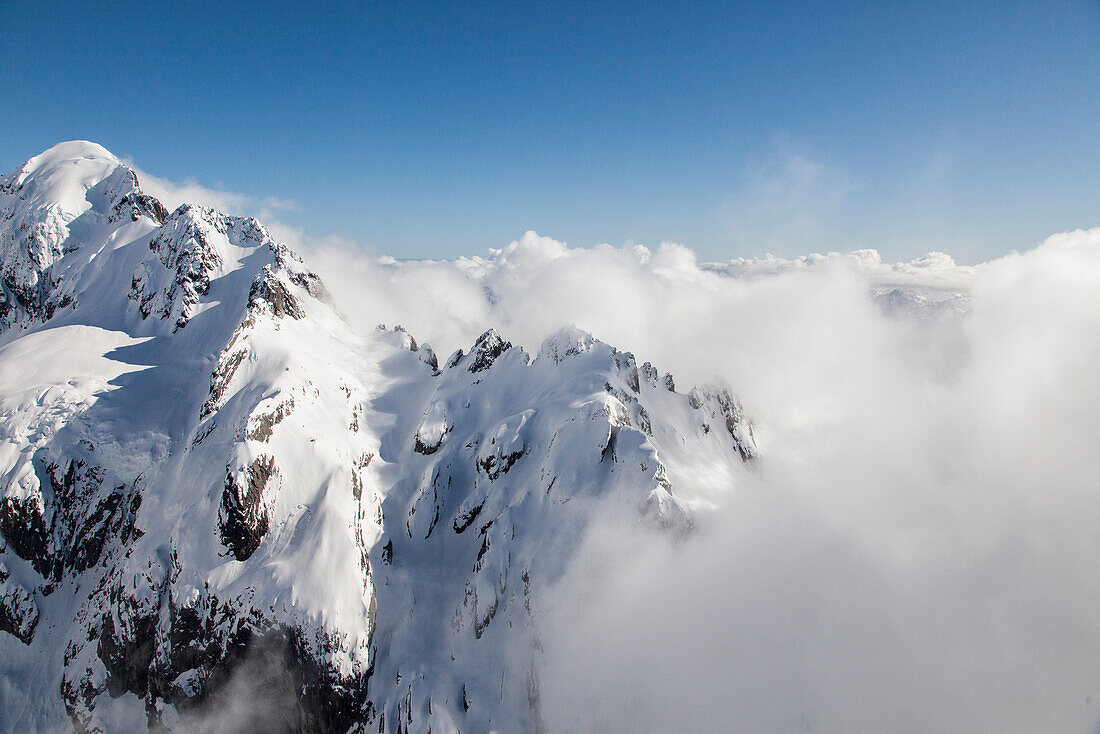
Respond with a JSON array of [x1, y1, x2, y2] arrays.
[[307, 227, 1100, 733]]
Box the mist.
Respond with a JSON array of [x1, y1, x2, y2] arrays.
[[304, 227, 1100, 732]]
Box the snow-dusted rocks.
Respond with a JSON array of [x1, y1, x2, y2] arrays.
[[0, 143, 757, 733], [413, 402, 451, 455], [0, 560, 39, 643], [128, 206, 294, 331]]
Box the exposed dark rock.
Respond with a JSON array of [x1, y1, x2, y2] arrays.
[[93, 592, 371, 734], [219, 457, 275, 561], [477, 449, 524, 480], [654, 463, 672, 492], [444, 349, 464, 369], [192, 420, 217, 446], [168, 626, 368, 734], [473, 520, 494, 571], [109, 191, 168, 225], [351, 452, 374, 501], [99, 611, 158, 698], [0, 564, 39, 644], [64, 486, 142, 574], [473, 584, 500, 641], [537, 326, 598, 364], [202, 319, 253, 418], [250, 270, 305, 319], [413, 436, 441, 456], [248, 398, 296, 443], [0, 495, 52, 578], [452, 501, 485, 534], [466, 330, 511, 373], [129, 206, 224, 330]]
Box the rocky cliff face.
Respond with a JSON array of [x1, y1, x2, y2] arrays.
[[0, 142, 757, 733]]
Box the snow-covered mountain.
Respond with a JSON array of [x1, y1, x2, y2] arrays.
[[0, 142, 757, 733]]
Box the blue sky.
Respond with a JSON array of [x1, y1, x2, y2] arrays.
[[2, 0, 1098, 262]]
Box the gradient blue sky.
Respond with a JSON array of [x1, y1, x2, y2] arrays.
[[2, 1, 1098, 262]]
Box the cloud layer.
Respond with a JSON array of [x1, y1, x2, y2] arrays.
[[539, 231, 1100, 733], [303, 227, 1100, 733], [131, 165, 299, 223]]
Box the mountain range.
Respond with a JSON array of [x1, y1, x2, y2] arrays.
[[0, 142, 758, 733]]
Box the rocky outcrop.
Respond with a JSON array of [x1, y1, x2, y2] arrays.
[[129, 206, 227, 329], [219, 457, 275, 561], [0, 562, 38, 644], [67, 586, 372, 734], [248, 268, 305, 320], [0, 495, 52, 578], [463, 328, 513, 373], [689, 386, 758, 462]]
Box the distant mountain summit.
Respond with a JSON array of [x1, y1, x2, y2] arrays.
[[0, 143, 756, 733]]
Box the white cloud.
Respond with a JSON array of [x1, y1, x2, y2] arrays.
[[303, 225, 1100, 733], [532, 228, 1100, 733], [708, 247, 978, 293], [128, 165, 300, 222]]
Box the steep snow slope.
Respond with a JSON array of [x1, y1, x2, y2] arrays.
[[0, 143, 756, 733]]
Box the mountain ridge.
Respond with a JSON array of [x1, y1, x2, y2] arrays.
[[0, 142, 756, 733]]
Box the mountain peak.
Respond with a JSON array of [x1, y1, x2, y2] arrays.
[[23, 139, 118, 165], [0, 142, 145, 330], [537, 324, 599, 364], [5, 140, 123, 209], [461, 328, 514, 372]]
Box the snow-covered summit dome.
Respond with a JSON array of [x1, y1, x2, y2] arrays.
[[4, 140, 124, 219]]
